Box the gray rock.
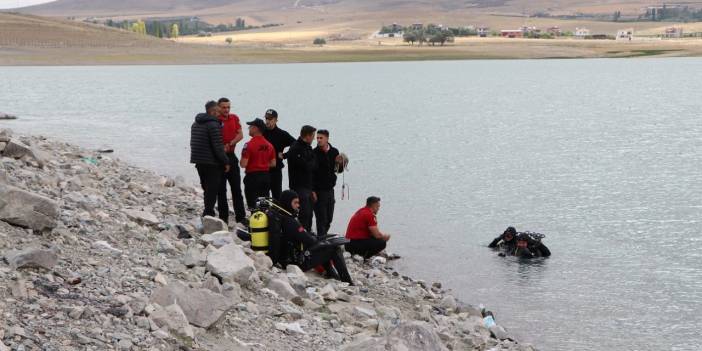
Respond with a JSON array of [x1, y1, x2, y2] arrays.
[[353, 306, 378, 319], [0, 128, 12, 142], [4, 247, 58, 270], [320, 283, 338, 301], [206, 243, 255, 285], [202, 275, 223, 294], [9, 279, 28, 298], [339, 336, 387, 351], [489, 324, 511, 340], [92, 240, 122, 255], [275, 322, 306, 335], [202, 216, 227, 234], [267, 278, 298, 300], [252, 252, 273, 270], [149, 304, 195, 345], [123, 209, 159, 226], [0, 183, 59, 231], [181, 247, 206, 268], [200, 231, 234, 248], [386, 321, 448, 351], [156, 238, 177, 255], [440, 295, 457, 312], [150, 281, 234, 329]]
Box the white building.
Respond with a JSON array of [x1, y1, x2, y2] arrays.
[[616, 28, 634, 41], [574, 28, 590, 38]]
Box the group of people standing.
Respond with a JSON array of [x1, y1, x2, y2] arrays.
[[189, 98, 363, 239]]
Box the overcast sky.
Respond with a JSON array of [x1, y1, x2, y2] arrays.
[[0, 0, 54, 9]]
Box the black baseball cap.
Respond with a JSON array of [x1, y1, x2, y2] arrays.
[[246, 118, 266, 132], [264, 109, 278, 118]]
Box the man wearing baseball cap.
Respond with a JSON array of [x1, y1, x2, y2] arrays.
[[240, 118, 276, 209], [262, 109, 296, 200]]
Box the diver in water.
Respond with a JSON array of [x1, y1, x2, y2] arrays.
[[489, 226, 551, 258], [277, 190, 354, 284]]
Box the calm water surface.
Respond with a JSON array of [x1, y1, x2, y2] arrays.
[[1, 59, 701, 351]]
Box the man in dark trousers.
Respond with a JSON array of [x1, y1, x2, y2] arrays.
[[345, 196, 391, 259], [190, 101, 230, 220], [312, 129, 344, 236], [287, 125, 317, 232], [240, 118, 276, 209], [216, 98, 246, 225], [263, 109, 295, 200]]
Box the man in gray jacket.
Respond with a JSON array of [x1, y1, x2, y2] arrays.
[[190, 101, 230, 220]]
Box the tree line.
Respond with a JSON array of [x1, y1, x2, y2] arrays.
[[102, 17, 283, 38]]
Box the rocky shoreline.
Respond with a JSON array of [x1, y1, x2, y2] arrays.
[[0, 129, 537, 351]]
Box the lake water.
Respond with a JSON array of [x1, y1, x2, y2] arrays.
[[1, 59, 701, 351]]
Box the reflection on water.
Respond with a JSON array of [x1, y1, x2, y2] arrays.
[[2, 59, 702, 351]]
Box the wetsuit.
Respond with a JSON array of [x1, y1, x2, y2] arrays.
[[278, 191, 353, 284]]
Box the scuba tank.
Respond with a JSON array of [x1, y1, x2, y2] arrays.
[[249, 211, 269, 253]]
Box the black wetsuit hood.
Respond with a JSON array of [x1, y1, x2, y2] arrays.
[[279, 190, 299, 216]]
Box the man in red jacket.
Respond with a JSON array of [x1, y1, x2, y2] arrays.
[[240, 118, 276, 209], [216, 98, 246, 225], [345, 196, 391, 259]]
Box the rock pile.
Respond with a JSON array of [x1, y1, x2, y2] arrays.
[[0, 130, 537, 351]]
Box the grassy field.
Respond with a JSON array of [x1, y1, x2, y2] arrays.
[[2, 12, 702, 65]]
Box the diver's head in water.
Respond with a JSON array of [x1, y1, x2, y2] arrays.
[[503, 226, 517, 241], [280, 190, 300, 217]]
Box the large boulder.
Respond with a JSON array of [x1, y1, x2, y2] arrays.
[[206, 243, 255, 285], [150, 281, 234, 329], [386, 321, 447, 351], [4, 247, 58, 270], [149, 304, 195, 346], [0, 128, 13, 142], [202, 216, 227, 234], [1, 140, 45, 167], [200, 231, 234, 248], [267, 278, 298, 300], [0, 183, 58, 231]]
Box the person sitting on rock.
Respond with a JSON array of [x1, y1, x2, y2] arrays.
[[344, 196, 390, 259], [277, 190, 353, 285]]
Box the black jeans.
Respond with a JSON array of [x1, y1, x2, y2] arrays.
[[243, 172, 271, 210], [196, 164, 223, 219], [313, 189, 335, 237], [293, 187, 314, 232], [303, 247, 353, 285], [218, 153, 246, 223], [270, 168, 283, 200], [345, 238, 387, 259]]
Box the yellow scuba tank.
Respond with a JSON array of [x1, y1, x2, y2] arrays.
[[249, 211, 269, 252]]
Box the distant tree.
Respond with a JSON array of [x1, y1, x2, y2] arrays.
[[403, 32, 418, 45], [171, 24, 179, 38], [131, 20, 146, 35], [613, 10, 622, 22], [428, 32, 452, 46], [313, 38, 327, 46], [235, 18, 246, 29], [225, 37, 233, 45]]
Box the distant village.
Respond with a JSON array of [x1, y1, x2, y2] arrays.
[[375, 21, 698, 44], [375, 4, 702, 44]]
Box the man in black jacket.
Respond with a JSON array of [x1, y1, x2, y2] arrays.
[[312, 129, 344, 236], [262, 109, 296, 200], [287, 125, 317, 232], [190, 101, 230, 220]]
